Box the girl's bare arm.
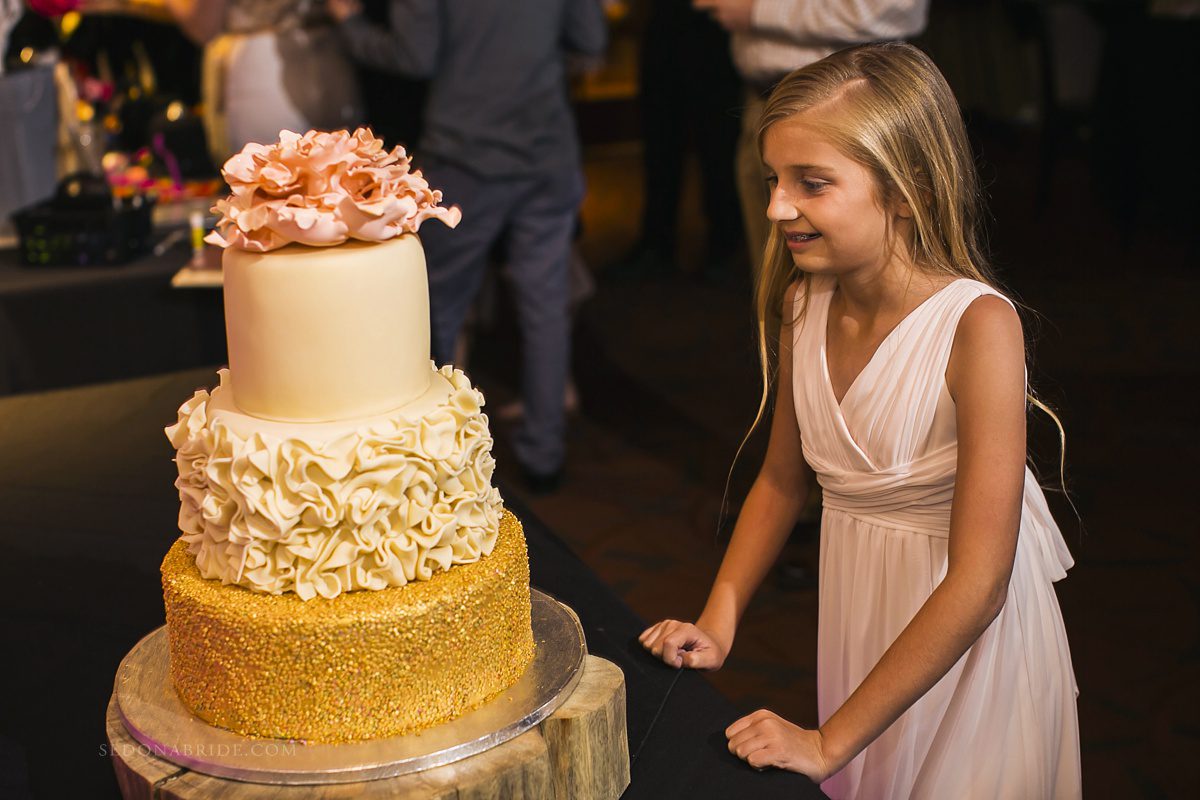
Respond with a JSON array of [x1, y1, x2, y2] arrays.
[[641, 282, 813, 667]]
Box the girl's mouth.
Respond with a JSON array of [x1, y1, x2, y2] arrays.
[[786, 232, 821, 249]]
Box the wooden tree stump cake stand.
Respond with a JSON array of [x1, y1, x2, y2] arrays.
[[107, 592, 629, 800]]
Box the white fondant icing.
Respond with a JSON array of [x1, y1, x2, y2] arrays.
[[222, 236, 432, 422]]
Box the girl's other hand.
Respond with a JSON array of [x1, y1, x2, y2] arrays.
[[726, 709, 835, 781], [638, 619, 728, 670]]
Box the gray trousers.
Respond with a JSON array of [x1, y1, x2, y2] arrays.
[[418, 157, 583, 474]]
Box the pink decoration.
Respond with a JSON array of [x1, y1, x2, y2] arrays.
[[27, 0, 79, 17], [205, 128, 462, 252], [81, 77, 113, 104]]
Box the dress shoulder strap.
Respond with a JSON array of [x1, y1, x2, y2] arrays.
[[932, 278, 1013, 331], [925, 279, 1025, 389]]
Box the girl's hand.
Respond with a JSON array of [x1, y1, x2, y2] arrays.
[[638, 619, 728, 670], [726, 710, 836, 781]]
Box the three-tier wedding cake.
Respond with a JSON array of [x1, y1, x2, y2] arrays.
[[160, 129, 534, 742]]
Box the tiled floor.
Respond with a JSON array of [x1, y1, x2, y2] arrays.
[[474, 127, 1198, 797]]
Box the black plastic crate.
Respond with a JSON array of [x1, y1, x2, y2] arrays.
[[12, 173, 155, 267]]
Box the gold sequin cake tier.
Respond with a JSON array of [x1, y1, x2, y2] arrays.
[[161, 510, 534, 742]]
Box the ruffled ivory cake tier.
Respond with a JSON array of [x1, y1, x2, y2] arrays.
[[167, 364, 503, 601], [222, 236, 432, 422], [161, 511, 535, 743]]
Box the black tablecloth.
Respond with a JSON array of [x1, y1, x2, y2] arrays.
[[0, 369, 822, 799]]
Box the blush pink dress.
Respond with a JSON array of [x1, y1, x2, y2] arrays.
[[791, 276, 1081, 799]]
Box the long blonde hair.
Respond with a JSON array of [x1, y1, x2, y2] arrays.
[[737, 42, 1069, 500]]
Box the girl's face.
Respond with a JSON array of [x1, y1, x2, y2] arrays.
[[762, 113, 910, 277]]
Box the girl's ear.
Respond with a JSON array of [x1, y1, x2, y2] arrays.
[[893, 193, 915, 220]]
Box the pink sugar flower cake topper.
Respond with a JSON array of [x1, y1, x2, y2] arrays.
[[205, 128, 462, 252]]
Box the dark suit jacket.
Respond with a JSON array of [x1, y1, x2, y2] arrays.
[[339, 0, 607, 177]]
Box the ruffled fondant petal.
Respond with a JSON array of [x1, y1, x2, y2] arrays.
[[165, 367, 502, 599], [207, 128, 462, 252]]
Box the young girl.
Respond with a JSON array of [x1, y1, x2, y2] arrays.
[[639, 43, 1081, 798]]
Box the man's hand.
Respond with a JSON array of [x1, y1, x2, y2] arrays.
[[328, 0, 363, 23], [693, 0, 755, 33], [726, 709, 836, 780]]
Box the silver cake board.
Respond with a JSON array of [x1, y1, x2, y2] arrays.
[[113, 589, 586, 785]]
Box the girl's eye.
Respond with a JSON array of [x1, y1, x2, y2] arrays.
[[765, 175, 779, 188], [801, 180, 828, 193]]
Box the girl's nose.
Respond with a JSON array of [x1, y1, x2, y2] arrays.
[[767, 186, 799, 224]]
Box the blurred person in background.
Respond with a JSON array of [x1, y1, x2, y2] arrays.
[[694, 0, 930, 273], [329, 0, 607, 493], [620, 0, 742, 281], [166, 0, 362, 162]]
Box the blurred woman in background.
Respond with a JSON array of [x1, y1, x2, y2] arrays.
[[165, 0, 361, 161]]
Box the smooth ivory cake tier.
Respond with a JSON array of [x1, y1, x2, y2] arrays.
[[161, 511, 534, 743], [222, 236, 432, 422]]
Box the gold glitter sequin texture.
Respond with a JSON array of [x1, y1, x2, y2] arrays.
[[161, 510, 535, 742]]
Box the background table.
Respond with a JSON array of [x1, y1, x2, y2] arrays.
[[0, 368, 824, 799], [0, 243, 225, 396]]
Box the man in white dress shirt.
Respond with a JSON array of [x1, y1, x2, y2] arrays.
[[694, 0, 930, 272]]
